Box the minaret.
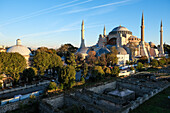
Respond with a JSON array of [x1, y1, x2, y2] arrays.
[[140, 12, 149, 58], [141, 12, 145, 43], [103, 25, 106, 36], [80, 20, 85, 48], [160, 20, 164, 54]]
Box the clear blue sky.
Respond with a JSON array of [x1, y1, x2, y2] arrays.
[[0, 0, 170, 49]]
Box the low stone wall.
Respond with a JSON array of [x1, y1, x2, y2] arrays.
[[44, 94, 64, 109], [120, 84, 170, 113], [0, 98, 36, 113], [64, 95, 106, 113], [39, 100, 63, 113], [75, 90, 120, 112], [117, 81, 152, 97], [87, 81, 116, 93], [38, 81, 170, 113]]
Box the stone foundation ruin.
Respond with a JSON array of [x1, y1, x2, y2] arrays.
[[39, 74, 170, 113]]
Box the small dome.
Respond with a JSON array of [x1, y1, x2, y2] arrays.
[[117, 47, 127, 55], [7, 39, 31, 56], [96, 47, 110, 56], [112, 25, 130, 32]]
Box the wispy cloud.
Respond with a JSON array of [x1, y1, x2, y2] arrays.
[[62, 0, 131, 14], [0, 0, 93, 27], [20, 27, 79, 38], [20, 21, 115, 38]]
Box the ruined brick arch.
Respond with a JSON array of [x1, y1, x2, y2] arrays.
[[107, 38, 117, 45]]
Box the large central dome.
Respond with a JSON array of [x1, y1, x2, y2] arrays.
[[109, 25, 132, 35], [112, 25, 130, 32], [7, 39, 31, 56]]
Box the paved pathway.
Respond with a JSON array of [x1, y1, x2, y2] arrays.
[[0, 84, 47, 99]]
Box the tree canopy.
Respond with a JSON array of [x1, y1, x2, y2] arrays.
[[56, 44, 78, 57], [91, 66, 105, 80], [151, 59, 158, 68], [23, 67, 37, 82], [0, 52, 27, 83], [98, 54, 107, 66], [33, 51, 50, 75], [87, 51, 97, 65], [65, 53, 76, 67], [111, 66, 119, 76], [58, 65, 76, 89], [136, 62, 143, 71]]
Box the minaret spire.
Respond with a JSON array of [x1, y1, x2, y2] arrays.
[[160, 20, 164, 55], [80, 20, 85, 48], [141, 12, 145, 42], [103, 25, 106, 36], [140, 12, 149, 59]]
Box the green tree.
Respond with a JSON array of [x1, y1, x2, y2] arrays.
[[136, 62, 143, 71], [104, 67, 111, 76], [130, 66, 135, 70], [23, 67, 37, 82], [0, 52, 27, 83], [49, 54, 63, 75], [91, 66, 105, 80], [159, 58, 166, 66], [111, 66, 119, 76], [87, 51, 97, 65], [138, 56, 148, 64], [65, 53, 76, 67], [33, 52, 50, 75], [58, 65, 76, 89], [81, 77, 85, 84], [98, 54, 107, 66], [56, 44, 78, 57], [37, 47, 49, 53], [81, 63, 88, 77], [75, 53, 83, 64], [106, 53, 118, 66], [48, 82, 57, 90], [151, 59, 158, 68], [0, 82, 3, 88]]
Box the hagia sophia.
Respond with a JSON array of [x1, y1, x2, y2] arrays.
[[1, 13, 165, 67], [77, 13, 165, 65]]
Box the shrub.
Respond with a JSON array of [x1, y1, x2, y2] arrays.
[[151, 59, 158, 67], [159, 58, 166, 66], [30, 95, 36, 99], [60, 83, 64, 90], [0, 82, 2, 88], [91, 66, 105, 80], [136, 62, 143, 71], [130, 66, 134, 70], [81, 77, 85, 84], [111, 66, 119, 76], [48, 82, 57, 90], [105, 67, 111, 76]]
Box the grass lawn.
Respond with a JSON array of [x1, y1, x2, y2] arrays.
[[130, 87, 170, 113]]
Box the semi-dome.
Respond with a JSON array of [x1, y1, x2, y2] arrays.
[[112, 25, 130, 32], [96, 47, 110, 56], [77, 46, 88, 54], [116, 47, 127, 55], [7, 39, 31, 56]]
